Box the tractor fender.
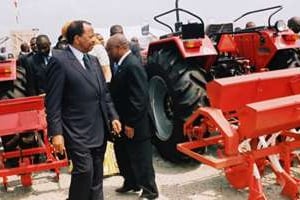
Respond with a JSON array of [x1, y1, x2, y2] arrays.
[[148, 36, 217, 69], [148, 36, 217, 58]]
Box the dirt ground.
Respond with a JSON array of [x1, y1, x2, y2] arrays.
[[0, 148, 296, 200]]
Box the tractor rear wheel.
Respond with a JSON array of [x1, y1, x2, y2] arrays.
[[0, 66, 28, 167], [0, 67, 28, 99], [147, 48, 208, 163]]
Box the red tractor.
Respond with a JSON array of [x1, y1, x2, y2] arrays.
[[146, 2, 300, 162], [207, 5, 300, 76]]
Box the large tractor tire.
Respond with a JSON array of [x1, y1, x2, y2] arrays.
[[0, 66, 29, 167], [0, 67, 28, 99], [146, 48, 208, 163]]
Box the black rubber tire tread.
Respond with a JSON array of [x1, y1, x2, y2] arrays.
[[147, 48, 208, 163], [0, 66, 28, 159], [0, 66, 27, 99]]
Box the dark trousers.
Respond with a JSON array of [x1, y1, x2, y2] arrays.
[[68, 144, 106, 200], [114, 138, 158, 195]]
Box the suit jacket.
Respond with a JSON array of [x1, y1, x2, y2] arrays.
[[46, 47, 119, 149], [26, 53, 48, 95], [110, 45, 142, 79], [110, 53, 152, 141]]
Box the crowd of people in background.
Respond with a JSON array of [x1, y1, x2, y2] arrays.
[[0, 15, 300, 200]]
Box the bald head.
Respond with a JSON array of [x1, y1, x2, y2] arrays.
[[107, 33, 129, 48], [110, 24, 124, 36], [288, 16, 300, 33], [106, 33, 130, 62], [36, 34, 51, 56]]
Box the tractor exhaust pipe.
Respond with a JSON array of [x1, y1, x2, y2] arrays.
[[175, 0, 182, 32], [175, 0, 180, 23]]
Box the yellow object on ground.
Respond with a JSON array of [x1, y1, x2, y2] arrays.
[[68, 160, 73, 173], [103, 141, 119, 177], [66, 142, 119, 176]]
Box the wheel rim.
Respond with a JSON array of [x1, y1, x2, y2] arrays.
[[149, 76, 173, 141]]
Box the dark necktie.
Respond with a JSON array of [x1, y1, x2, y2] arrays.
[[113, 62, 119, 75], [82, 54, 99, 86], [44, 55, 50, 65], [83, 54, 91, 70]]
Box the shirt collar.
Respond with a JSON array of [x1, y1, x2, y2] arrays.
[[69, 45, 84, 61], [117, 50, 131, 66], [48, 50, 52, 57]]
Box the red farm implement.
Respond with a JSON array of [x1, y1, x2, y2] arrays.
[[0, 96, 68, 190], [146, 1, 300, 163], [178, 68, 300, 200]]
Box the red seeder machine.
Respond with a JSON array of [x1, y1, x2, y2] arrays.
[[0, 59, 68, 190], [178, 68, 300, 200]]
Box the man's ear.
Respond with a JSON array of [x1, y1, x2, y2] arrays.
[[73, 35, 80, 45]]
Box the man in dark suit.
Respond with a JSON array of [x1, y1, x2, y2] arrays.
[[107, 34, 159, 200], [46, 20, 121, 200], [26, 34, 51, 95], [17, 37, 36, 70]]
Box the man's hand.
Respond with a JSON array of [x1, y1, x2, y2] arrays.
[[124, 125, 134, 139], [52, 135, 65, 155], [111, 120, 122, 136]]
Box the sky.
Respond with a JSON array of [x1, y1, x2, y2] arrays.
[[0, 0, 299, 43]]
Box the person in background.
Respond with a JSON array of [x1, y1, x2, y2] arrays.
[[46, 20, 121, 200], [90, 33, 112, 83], [107, 33, 159, 200], [96, 33, 105, 46], [26, 34, 52, 95], [130, 36, 143, 63], [61, 21, 72, 38], [54, 35, 68, 50], [28, 37, 38, 57], [0, 47, 8, 60], [17, 42, 30, 68], [19, 42, 30, 56], [7, 53, 14, 59], [110, 24, 124, 36], [288, 16, 300, 34], [245, 21, 256, 29], [18, 37, 37, 70]]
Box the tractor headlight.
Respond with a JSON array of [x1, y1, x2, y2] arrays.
[[275, 20, 288, 32]]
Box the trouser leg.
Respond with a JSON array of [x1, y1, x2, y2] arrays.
[[128, 139, 158, 195], [89, 144, 106, 200], [68, 148, 93, 200], [114, 139, 137, 187]]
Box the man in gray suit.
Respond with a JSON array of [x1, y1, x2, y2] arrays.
[[46, 20, 121, 200]]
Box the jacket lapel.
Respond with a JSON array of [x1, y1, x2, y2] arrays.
[[66, 48, 100, 92], [116, 53, 132, 75], [89, 57, 103, 93]]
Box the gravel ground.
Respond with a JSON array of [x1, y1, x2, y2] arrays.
[[0, 148, 297, 200]]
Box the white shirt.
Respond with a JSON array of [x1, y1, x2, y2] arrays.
[[118, 50, 131, 66], [44, 50, 52, 65], [90, 44, 112, 82], [90, 44, 110, 66], [69, 45, 86, 69]]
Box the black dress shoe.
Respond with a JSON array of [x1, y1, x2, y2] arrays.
[[115, 185, 140, 193], [140, 191, 159, 199]]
